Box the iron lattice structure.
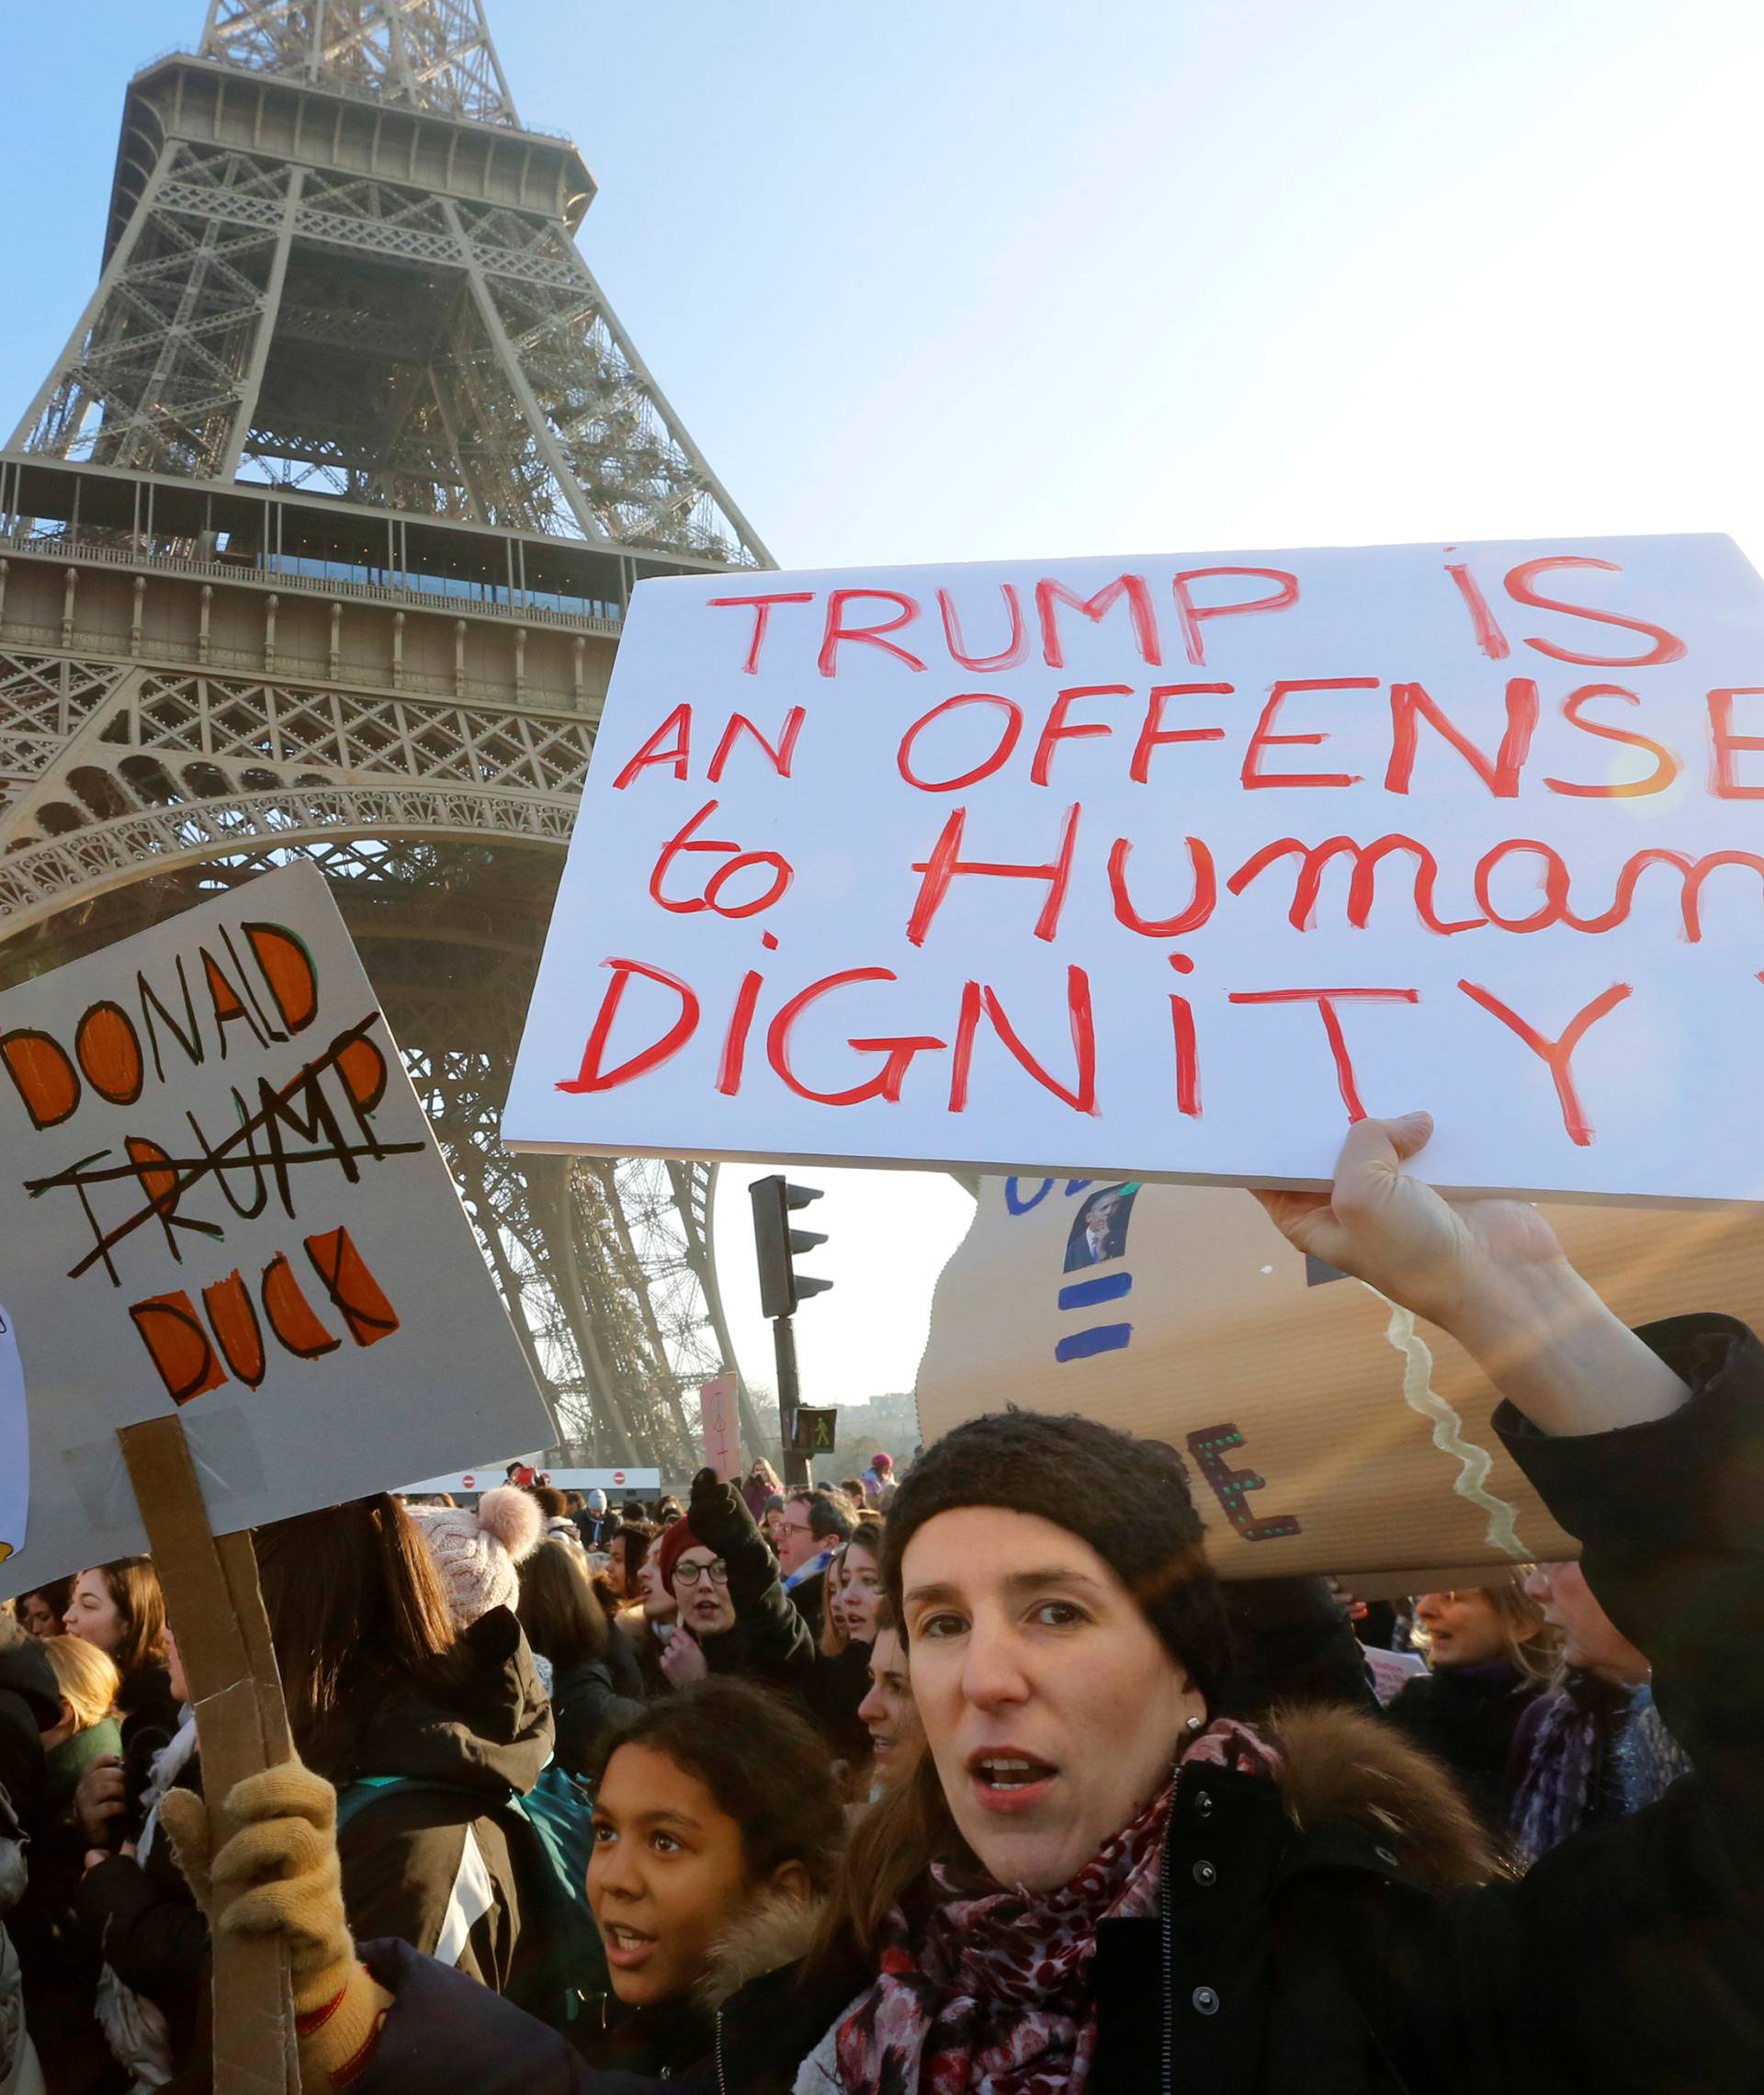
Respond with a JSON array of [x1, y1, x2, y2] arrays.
[[0, 0, 776, 1468]]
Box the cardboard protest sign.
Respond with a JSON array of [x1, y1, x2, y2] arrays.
[[915, 1172, 1764, 1577], [0, 861, 551, 1597], [698, 1370, 743, 1479], [507, 533, 1764, 1204]]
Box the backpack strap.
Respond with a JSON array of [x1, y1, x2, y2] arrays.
[[334, 1777, 497, 1970]]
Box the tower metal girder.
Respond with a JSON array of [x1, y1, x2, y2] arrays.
[[13, 46, 770, 571], [0, 0, 773, 1469], [201, 0, 520, 127]]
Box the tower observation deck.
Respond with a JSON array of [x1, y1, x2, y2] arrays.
[[0, 0, 774, 1469]]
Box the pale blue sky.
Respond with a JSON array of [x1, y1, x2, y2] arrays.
[[4, 0, 1762, 1409]]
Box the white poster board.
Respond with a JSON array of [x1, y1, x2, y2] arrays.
[[0, 863, 552, 1597], [507, 534, 1764, 1204]]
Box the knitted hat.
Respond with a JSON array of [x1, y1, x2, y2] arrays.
[[586, 1489, 607, 1513], [655, 1514, 707, 1597], [881, 1410, 1235, 1702], [407, 1486, 543, 1628], [869, 1452, 893, 1472]]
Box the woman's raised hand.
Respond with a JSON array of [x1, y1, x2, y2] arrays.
[[660, 1626, 707, 1686], [1254, 1112, 1688, 1436], [1252, 1111, 1566, 1336]]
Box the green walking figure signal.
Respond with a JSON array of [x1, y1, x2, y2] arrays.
[[790, 1407, 839, 1457]]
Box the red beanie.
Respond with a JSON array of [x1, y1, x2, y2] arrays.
[[656, 1516, 705, 1596]]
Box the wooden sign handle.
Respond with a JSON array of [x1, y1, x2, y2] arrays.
[[119, 1415, 301, 2095]]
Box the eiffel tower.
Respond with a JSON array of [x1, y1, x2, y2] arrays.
[[0, 0, 776, 1471]]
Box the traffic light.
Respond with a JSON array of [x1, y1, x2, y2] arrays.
[[749, 1175, 833, 1319], [789, 1406, 839, 1456]]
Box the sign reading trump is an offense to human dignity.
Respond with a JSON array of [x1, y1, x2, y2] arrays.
[[507, 533, 1764, 1205]]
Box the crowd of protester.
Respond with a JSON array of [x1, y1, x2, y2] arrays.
[[0, 1115, 1757, 2090]]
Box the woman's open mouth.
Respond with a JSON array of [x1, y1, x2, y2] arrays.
[[968, 1750, 1058, 1812]]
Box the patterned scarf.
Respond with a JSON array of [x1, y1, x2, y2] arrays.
[[832, 1717, 1278, 2095], [1509, 1675, 1692, 1868], [1508, 1674, 1625, 1868]]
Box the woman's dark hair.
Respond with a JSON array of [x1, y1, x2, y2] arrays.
[[78, 1558, 168, 1677], [531, 1485, 568, 1520], [254, 1494, 461, 1761], [592, 1680, 844, 1898], [517, 1537, 612, 1670], [612, 1523, 654, 1581], [19, 1577, 72, 1635]]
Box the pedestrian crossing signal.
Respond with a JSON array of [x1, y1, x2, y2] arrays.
[[790, 1407, 838, 1455]]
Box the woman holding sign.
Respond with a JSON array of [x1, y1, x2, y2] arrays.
[[162, 1113, 1764, 2094]]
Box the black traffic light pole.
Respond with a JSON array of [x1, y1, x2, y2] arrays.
[[771, 1308, 808, 1489], [750, 1174, 832, 1490]]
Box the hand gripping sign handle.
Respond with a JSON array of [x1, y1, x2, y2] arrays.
[[119, 1414, 301, 2095]]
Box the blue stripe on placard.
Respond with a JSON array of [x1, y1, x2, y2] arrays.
[[1055, 1323, 1134, 1362], [1057, 1273, 1133, 1311]]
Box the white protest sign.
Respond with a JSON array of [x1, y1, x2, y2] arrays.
[[0, 862, 552, 1598], [507, 534, 1764, 1203]]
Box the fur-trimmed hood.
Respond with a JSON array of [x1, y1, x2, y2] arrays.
[[1270, 1701, 1499, 1889], [697, 1890, 829, 2014]]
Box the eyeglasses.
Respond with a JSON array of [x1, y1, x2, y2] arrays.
[[673, 1560, 729, 1588], [779, 1520, 817, 1539]]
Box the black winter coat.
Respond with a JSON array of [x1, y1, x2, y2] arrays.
[[785, 1566, 828, 1647], [573, 1510, 618, 1552], [1384, 1656, 1544, 1829], [796, 1637, 873, 1761], [328, 1605, 556, 2004], [548, 1658, 640, 1782], [601, 1621, 645, 1704], [345, 1311, 1764, 2095], [1086, 1311, 1764, 2094], [113, 1663, 180, 1846]]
